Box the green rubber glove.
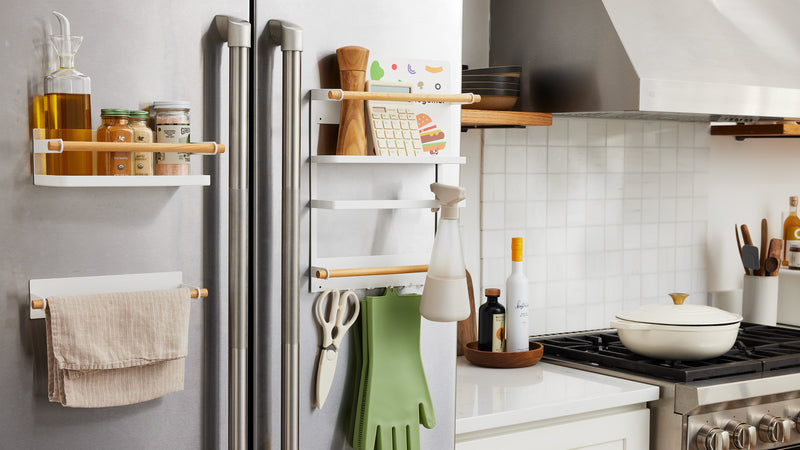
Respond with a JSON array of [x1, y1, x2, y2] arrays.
[[354, 287, 435, 450]]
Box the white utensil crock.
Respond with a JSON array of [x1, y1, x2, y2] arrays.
[[742, 274, 779, 326]]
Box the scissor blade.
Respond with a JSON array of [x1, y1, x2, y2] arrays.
[[315, 349, 338, 409]]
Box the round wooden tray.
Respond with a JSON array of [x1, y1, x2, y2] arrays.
[[463, 341, 543, 368]]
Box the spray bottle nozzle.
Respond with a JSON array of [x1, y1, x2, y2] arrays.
[[430, 183, 465, 220]]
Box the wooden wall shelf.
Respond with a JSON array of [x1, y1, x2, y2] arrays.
[[461, 110, 552, 129], [710, 122, 800, 140]]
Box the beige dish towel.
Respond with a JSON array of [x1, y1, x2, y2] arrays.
[[45, 288, 192, 408]]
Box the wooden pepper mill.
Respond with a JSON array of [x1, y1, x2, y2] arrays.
[[335, 46, 370, 156]]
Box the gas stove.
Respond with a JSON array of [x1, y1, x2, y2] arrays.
[[536, 324, 800, 450]]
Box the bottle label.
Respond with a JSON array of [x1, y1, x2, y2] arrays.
[[785, 228, 800, 264], [788, 238, 800, 265], [513, 298, 529, 318], [492, 314, 505, 352]]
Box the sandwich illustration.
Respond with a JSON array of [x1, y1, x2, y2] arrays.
[[415, 113, 446, 155]]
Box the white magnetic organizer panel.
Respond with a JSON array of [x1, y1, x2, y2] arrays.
[[29, 271, 184, 319]]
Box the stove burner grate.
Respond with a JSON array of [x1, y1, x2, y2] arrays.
[[539, 323, 800, 382]]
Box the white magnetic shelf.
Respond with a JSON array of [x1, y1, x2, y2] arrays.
[[310, 155, 465, 164], [31, 130, 219, 187], [33, 174, 210, 187], [310, 199, 440, 210]]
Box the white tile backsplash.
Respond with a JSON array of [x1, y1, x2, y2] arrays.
[[477, 118, 709, 334]]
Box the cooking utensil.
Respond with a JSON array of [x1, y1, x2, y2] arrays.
[[335, 46, 369, 155], [315, 288, 360, 409], [610, 293, 742, 360], [766, 238, 783, 276], [741, 224, 753, 246], [741, 245, 760, 275], [736, 224, 747, 275], [755, 218, 768, 276], [456, 269, 477, 356]]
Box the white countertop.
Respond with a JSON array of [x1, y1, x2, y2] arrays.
[[455, 357, 660, 435]]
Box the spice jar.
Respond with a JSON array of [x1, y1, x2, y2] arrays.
[[128, 110, 154, 175], [789, 245, 800, 270], [153, 101, 190, 175], [96, 109, 133, 175]]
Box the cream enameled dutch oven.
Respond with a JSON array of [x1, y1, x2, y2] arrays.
[[609, 293, 743, 361]]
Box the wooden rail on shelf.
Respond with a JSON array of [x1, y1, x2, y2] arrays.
[[328, 90, 480, 104], [46, 141, 225, 153], [710, 122, 800, 138], [315, 265, 428, 279], [461, 110, 552, 128]]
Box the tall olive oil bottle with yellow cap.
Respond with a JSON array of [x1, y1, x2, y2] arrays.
[[505, 237, 530, 352]]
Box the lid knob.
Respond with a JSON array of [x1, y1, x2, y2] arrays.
[[669, 293, 688, 305]]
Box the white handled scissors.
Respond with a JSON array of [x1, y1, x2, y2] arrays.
[[315, 288, 360, 409]]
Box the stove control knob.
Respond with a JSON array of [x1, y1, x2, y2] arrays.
[[697, 424, 731, 450], [758, 414, 793, 443], [725, 421, 757, 449]]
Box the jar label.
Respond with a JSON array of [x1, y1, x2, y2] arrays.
[[492, 314, 505, 352], [155, 123, 190, 174], [156, 123, 190, 143]]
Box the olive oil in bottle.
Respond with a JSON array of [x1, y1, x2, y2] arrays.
[[44, 12, 92, 175]]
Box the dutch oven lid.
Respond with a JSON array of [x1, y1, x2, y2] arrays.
[[615, 293, 743, 326]]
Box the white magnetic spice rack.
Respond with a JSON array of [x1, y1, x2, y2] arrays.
[[31, 129, 224, 187], [308, 89, 467, 292], [29, 271, 205, 319]]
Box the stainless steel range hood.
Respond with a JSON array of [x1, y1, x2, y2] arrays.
[[489, 0, 800, 122]]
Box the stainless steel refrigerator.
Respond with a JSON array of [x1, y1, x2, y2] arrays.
[[1, 1, 463, 448]]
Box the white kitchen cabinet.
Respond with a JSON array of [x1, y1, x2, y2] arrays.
[[456, 405, 649, 450], [456, 358, 658, 450]]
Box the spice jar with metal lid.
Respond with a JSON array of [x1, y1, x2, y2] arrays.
[[96, 109, 133, 175], [789, 244, 800, 270], [153, 101, 190, 175], [128, 110, 154, 175]]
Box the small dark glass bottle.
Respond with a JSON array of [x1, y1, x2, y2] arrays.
[[478, 288, 505, 352]]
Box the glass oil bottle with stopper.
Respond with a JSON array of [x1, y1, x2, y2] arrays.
[[44, 11, 92, 175], [784, 196, 800, 266]]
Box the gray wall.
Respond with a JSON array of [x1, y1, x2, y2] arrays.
[[1, 1, 246, 448]]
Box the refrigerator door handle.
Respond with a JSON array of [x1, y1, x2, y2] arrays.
[[215, 15, 251, 450], [268, 19, 303, 450]]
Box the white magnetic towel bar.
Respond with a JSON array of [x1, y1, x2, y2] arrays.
[[28, 272, 201, 320]]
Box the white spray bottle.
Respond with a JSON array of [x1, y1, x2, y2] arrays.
[[420, 183, 470, 322]]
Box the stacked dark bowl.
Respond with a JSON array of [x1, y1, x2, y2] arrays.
[[462, 66, 521, 110]]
